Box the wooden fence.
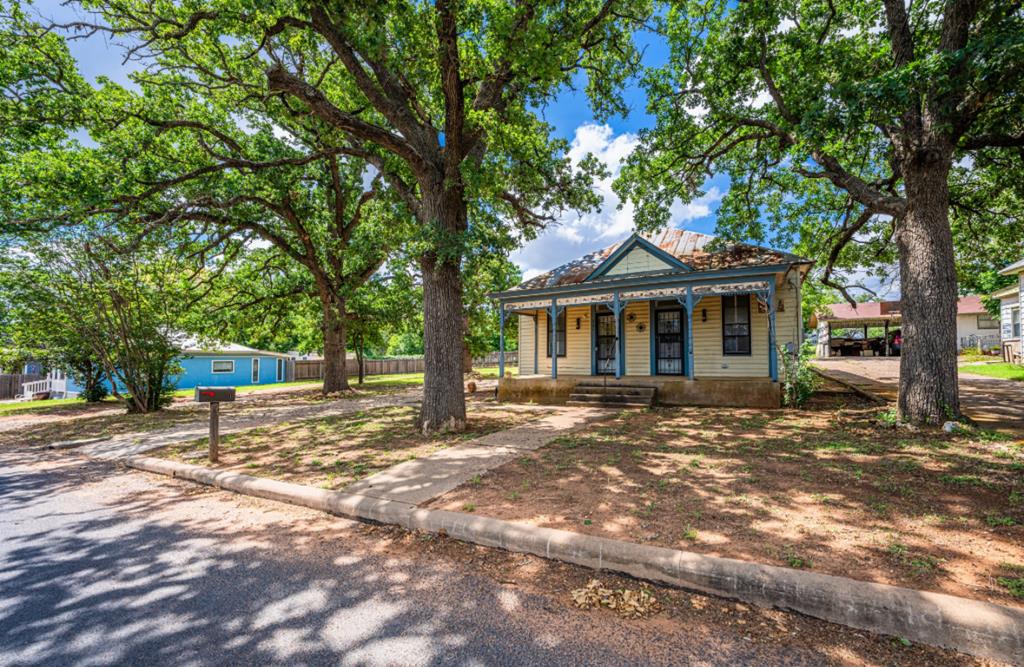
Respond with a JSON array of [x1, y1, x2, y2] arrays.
[[293, 358, 425, 380], [473, 351, 518, 366], [292, 353, 516, 381], [0, 374, 42, 400]]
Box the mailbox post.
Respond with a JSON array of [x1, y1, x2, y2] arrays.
[[194, 387, 236, 463]]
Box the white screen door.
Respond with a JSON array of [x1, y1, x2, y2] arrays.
[[251, 358, 260, 383]]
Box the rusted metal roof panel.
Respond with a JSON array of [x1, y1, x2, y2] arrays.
[[513, 230, 808, 291]]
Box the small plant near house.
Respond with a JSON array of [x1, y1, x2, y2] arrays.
[[876, 407, 899, 427], [682, 526, 698, 542], [985, 515, 1017, 528], [462, 503, 476, 513], [778, 345, 820, 407], [781, 545, 812, 569], [997, 563, 1024, 599]]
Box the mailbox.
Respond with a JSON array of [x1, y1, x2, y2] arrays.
[[194, 386, 236, 403]]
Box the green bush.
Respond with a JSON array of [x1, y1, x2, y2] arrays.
[[779, 344, 820, 407]]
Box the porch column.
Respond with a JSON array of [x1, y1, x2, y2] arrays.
[[685, 287, 695, 380], [614, 291, 623, 379], [884, 320, 890, 357], [768, 282, 778, 382], [498, 305, 506, 379], [550, 298, 558, 379], [534, 314, 539, 373]]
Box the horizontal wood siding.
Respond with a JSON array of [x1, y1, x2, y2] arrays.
[[518, 314, 535, 375], [534, 307, 591, 375], [693, 295, 769, 377], [624, 301, 651, 376], [776, 278, 800, 354], [605, 247, 672, 276]]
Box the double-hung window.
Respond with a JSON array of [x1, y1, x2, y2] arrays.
[[1013, 308, 1021, 339], [546, 310, 566, 357], [722, 294, 752, 355]]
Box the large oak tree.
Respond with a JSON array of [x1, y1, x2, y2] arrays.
[[618, 0, 1024, 423], [57, 0, 650, 431]]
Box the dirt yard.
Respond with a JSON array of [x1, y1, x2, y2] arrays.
[[154, 404, 540, 491], [0, 383, 429, 450], [428, 390, 1024, 608]]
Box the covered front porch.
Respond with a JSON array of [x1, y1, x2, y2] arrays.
[[491, 271, 799, 408], [496, 373, 784, 409]]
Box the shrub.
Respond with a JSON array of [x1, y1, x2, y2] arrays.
[[779, 344, 820, 407]]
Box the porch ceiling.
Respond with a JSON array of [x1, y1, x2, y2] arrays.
[[501, 279, 773, 312]]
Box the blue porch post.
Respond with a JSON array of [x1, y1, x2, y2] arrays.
[[685, 287, 695, 380], [498, 304, 506, 379], [613, 291, 623, 379], [768, 281, 778, 382], [533, 314, 539, 374], [550, 298, 558, 379]]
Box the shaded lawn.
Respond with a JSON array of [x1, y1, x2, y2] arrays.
[[0, 397, 119, 416], [1, 405, 206, 449], [154, 404, 538, 491], [428, 393, 1024, 607], [959, 362, 1024, 382]]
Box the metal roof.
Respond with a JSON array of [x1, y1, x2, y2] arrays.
[[512, 230, 809, 291]]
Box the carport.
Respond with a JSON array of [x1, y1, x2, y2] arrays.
[[810, 301, 900, 358]]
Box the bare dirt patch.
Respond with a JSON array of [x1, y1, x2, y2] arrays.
[[152, 404, 539, 490], [428, 391, 1024, 608]]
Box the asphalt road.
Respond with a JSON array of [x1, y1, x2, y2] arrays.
[[0, 452, 868, 666]]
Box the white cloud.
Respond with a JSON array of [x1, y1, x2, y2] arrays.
[[510, 124, 724, 281]]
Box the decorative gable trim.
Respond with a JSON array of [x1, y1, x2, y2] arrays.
[[584, 234, 691, 281]]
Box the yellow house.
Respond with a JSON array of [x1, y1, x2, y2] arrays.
[[492, 230, 811, 408]]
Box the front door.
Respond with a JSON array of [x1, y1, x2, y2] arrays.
[[595, 312, 617, 374], [655, 309, 684, 375], [251, 358, 260, 384]]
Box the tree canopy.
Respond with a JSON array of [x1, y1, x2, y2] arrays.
[[617, 0, 1024, 422]]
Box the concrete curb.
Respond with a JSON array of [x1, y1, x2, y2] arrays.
[[125, 455, 1024, 665]]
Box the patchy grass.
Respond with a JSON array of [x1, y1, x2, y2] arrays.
[[153, 404, 537, 491], [428, 391, 1024, 606], [958, 351, 1001, 364], [0, 397, 118, 416], [173, 380, 323, 397], [1, 404, 205, 449], [958, 362, 1024, 382]]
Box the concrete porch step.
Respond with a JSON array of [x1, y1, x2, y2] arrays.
[[568, 381, 657, 408], [566, 399, 652, 408]]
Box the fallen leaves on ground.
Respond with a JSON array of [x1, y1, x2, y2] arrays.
[[570, 579, 662, 619]]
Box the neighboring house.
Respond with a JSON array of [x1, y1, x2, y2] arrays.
[[994, 258, 1024, 362], [21, 342, 293, 400], [955, 295, 1000, 351], [812, 296, 998, 358], [490, 230, 811, 408]]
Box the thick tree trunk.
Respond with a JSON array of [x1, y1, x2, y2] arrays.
[[418, 182, 468, 432], [421, 256, 467, 431], [321, 293, 350, 393], [895, 152, 960, 424]]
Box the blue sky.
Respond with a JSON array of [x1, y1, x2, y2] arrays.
[[44, 4, 728, 283]]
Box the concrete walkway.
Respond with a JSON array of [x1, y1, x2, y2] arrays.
[[80, 389, 423, 460], [813, 358, 1024, 433], [343, 407, 609, 505]]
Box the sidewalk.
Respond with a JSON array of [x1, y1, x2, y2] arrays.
[[343, 407, 608, 505]]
